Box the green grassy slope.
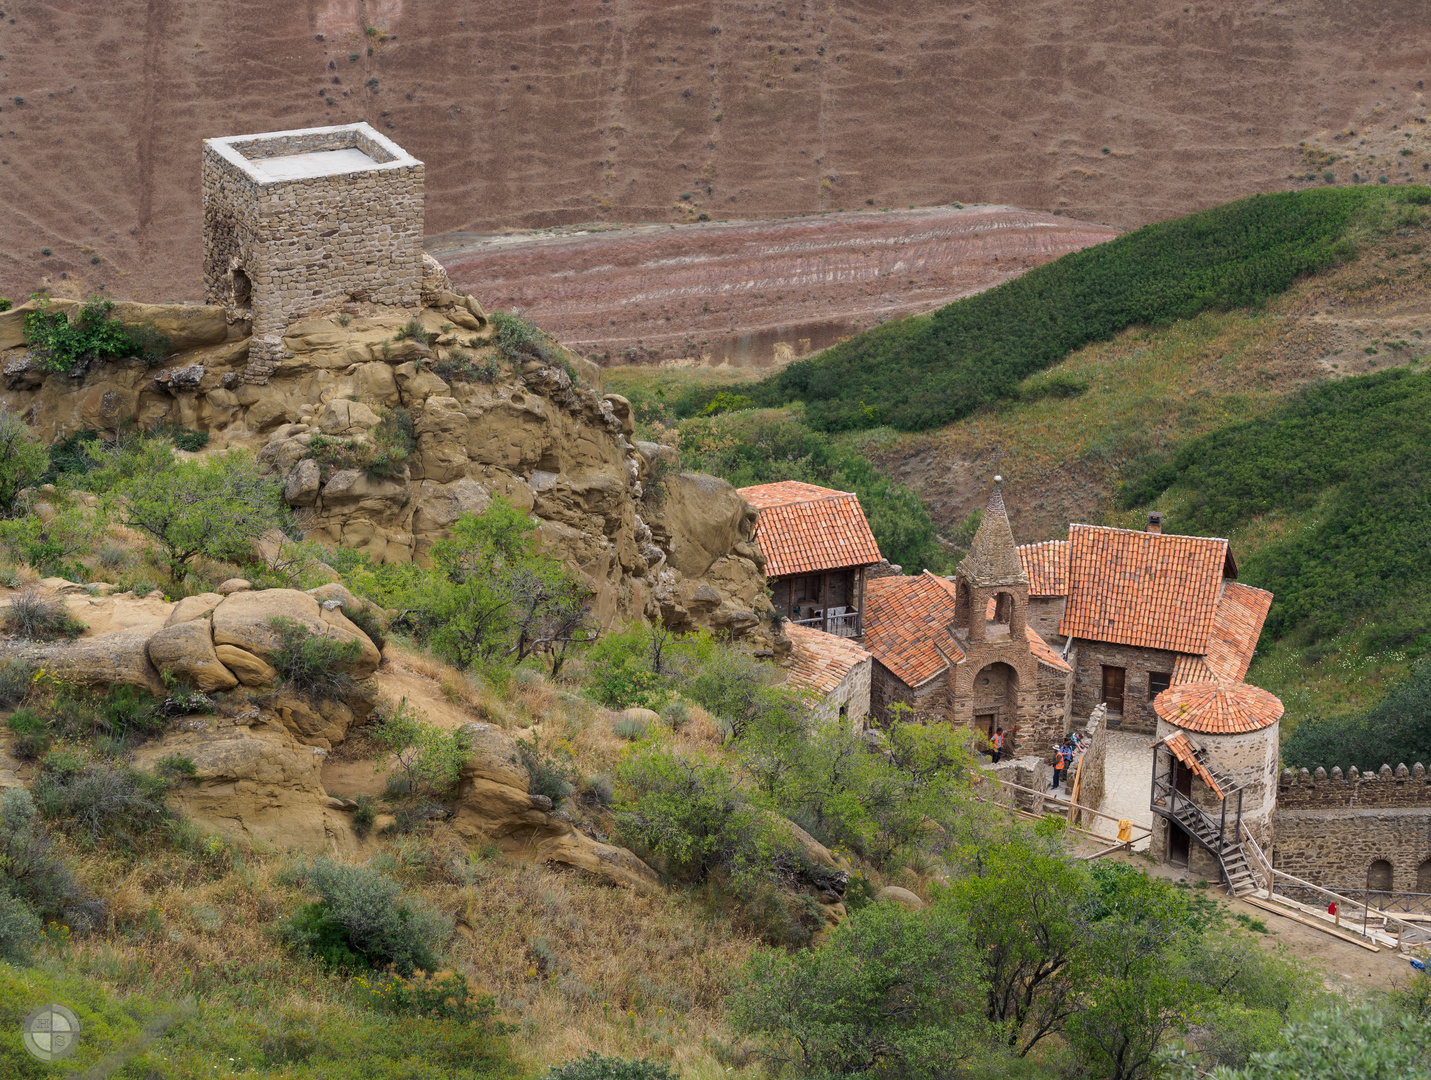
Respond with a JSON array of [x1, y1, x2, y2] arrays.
[[677, 187, 1430, 432]]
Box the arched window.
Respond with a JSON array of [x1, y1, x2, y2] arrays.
[[1417, 858, 1431, 894], [1367, 859, 1393, 894]]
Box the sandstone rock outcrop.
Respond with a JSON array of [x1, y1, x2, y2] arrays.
[[0, 294, 775, 643]]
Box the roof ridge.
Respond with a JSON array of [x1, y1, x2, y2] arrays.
[[1068, 522, 1231, 545]]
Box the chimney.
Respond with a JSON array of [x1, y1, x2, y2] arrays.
[[1146, 511, 1162, 535]]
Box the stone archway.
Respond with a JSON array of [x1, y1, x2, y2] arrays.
[[1367, 859, 1393, 895], [972, 661, 1020, 745]]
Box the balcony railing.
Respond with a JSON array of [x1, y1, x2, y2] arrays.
[[791, 608, 861, 638]]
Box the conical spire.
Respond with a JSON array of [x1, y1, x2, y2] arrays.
[[956, 476, 1029, 587]]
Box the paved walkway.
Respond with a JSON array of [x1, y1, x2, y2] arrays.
[[1089, 731, 1155, 852]]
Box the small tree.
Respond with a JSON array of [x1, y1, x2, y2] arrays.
[[120, 448, 285, 577], [0, 408, 47, 516], [369, 697, 469, 802]]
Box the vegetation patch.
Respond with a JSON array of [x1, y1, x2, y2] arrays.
[[23, 295, 171, 375], [682, 187, 1430, 431]]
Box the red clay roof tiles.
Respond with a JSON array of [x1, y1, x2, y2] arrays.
[[1018, 540, 1069, 598], [1172, 581, 1274, 685], [1059, 525, 1232, 654], [1153, 679, 1284, 735], [783, 624, 872, 695], [1154, 732, 1225, 798], [863, 572, 964, 687], [738, 481, 882, 578]]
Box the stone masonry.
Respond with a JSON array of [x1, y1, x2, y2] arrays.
[[1274, 764, 1431, 893], [1070, 640, 1179, 735], [202, 123, 424, 380]]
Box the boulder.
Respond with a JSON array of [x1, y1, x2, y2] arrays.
[[602, 394, 635, 435], [0, 297, 78, 350], [210, 588, 379, 679], [8, 626, 166, 695], [214, 644, 277, 687], [875, 886, 926, 911], [532, 832, 661, 892], [216, 578, 252, 596], [165, 592, 224, 627], [410, 477, 491, 534], [651, 472, 751, 578], [622, 707, 661, 725], [146, 619, 239, 693], [132, 726, 354, 853], [315, 398, 382, 435], [284, 458, 321, 507], [107, 302, 229, 350]]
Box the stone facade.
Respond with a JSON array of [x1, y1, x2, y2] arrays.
[[1273, 764, 1431, 893], [202, 123, 424, 375], [870, 661, 948, 725], [823, 656, 872, 726], [1026, 595, 1067, 644], [1070, 639, 1178, 735]]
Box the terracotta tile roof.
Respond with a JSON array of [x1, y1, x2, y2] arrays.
[[1154, 732, 1225, 798], [863, 572, 964, 687], [1172, 655, 1216, 684], [1153, 680, 1284, 735], [783, 624, 871, 695], [1018, 540, 1069, 597], [738, 481, 882, 578], [1025, 625, 1072, 673], [1200, 582, 1272, 682], [1059, 525, 1232, 653]]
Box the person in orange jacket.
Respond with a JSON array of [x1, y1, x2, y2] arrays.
[[990, 727, 1005, 764], [1052, 742, 1067, 790]]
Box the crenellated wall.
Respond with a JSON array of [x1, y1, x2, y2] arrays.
[[1273, 763, 1431, 893]]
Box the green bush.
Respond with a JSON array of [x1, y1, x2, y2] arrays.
[[266, 616, 365, 698], [119, 447, 286, 577], [514, 732, 576, 808], [491, 310, 566, 372], [285, 858, 451, 976], [23, 295, 170, 375], [33, 752, 173, 849], [344, 603, 388, 650], [303, 406, 415, 481], [0, 657, 33, 707], [98, 684, 167, 738], [6, 707, 50, 760], [0, 406, 48, 515], [543, 1053, 678, 1080], [0, 788, 90, 936], [688, 186, 1427, 432], [368, 696, 469, 803], [358, 969, 508, 1030], [730, 900, 987, 1078], [0, 890, 39, 963], [1283, 657, 1431, 769]]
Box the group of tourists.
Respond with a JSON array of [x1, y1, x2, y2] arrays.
[[1051, 732, 1090, 792]]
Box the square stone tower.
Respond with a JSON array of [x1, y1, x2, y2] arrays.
[[201, 123, 424, 378]]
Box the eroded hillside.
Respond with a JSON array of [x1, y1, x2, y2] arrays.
[[1, 0, 1428, 302]]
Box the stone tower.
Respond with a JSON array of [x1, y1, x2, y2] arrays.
[[201, 122, 425, 380], [949, 478, 1039, 737]]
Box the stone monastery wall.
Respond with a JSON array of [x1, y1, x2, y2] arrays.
[[1273, 764, 1431, 894]]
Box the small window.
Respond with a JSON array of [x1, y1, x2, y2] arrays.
[[1148, 672, 1172, 700]]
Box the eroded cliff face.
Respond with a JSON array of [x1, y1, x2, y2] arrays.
[[0, 278, 777, 644]]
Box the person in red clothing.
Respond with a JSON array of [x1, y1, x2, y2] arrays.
[[990, 728, 1005, 764], [1052, 743, 1067, 790]]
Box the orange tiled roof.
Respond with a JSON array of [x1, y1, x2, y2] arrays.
[[784, 624, 871, 695], [1025, 625, 1072, 673], [1018, 540, 1069, 597], [1059, 525, 1232, 653], [1154, 732, 1224, 798], [1172, 581, 1274, 685], [1153, 679, 1284, 735], [738, 481, 882, 578], [863, 572, 964, 687]]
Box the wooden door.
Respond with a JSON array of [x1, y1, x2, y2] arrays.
[[1173, 760, 1193, 797], [1101, 666, 1126, 713], [1168, 825, 1190, 867], [974, 714, 995, 739]]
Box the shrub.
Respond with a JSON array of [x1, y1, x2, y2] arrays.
[[0, 657, 32, 707], [357, 969, 507, 1030], [343, 603, 388, 650], [285, 858, 451, 975], [33, 752, 173, 849], [613, 717, 648, 741], [544, 1053, 678, 1080], [1283, 656, 1431, 769], [266, 616, 364, 698], [729, 900, 987, 1078], [368, 696, 470, 803], [1, 586, 86, 640], [120, 448, 286, 577], [6, 706, 50, 759], [0, 405, 47, 515], [515, 732, 577, 807], [491, 310, 565, 372], [0, 787, 86, 928], [0, 891, 38, 964], [98, 684, 167, 738], [352, 795, 377, 838], [394, 318, 432, 343], [24, 295, 170, 375]]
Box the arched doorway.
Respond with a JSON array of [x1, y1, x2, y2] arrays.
[[1419, 858, 1431, 894], [972, 661, 1019, 749], [1367, 859, 1393, 896], [231, 267, 252, 308]]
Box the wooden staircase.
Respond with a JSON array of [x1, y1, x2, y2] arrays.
[[1152, 749, 1260, 897]]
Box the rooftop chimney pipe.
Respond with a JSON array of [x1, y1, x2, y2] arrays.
[[1147, 511, 1162, 535]]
